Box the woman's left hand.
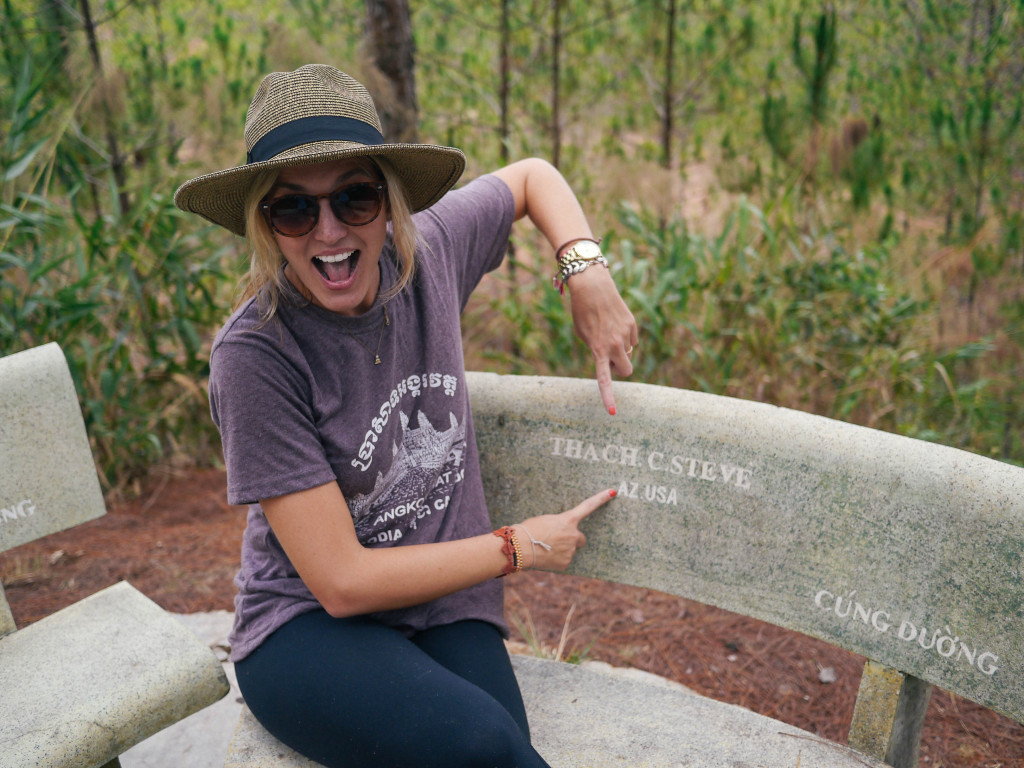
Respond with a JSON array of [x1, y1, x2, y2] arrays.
[[491, 158, 639, 414], [566, 264, 639, 415]]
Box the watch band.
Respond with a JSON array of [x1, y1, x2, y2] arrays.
[[553, 240, 609, 294]]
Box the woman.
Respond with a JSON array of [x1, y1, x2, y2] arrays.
[[175, 64, 638, 768]]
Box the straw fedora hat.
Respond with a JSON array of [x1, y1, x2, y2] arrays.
[[174, 64, 466, 236]]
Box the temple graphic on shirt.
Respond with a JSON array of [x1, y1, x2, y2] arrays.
[[349, 409, 466, 543]]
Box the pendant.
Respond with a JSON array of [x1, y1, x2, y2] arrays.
[[374, 355, 382, 365]]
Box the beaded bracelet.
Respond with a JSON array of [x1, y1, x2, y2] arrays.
[[493, 526, 523, 577], [515, 524, 552, 568]]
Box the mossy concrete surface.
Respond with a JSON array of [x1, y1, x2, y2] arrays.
[[0, 343, 106, 553], [0, 582, 229, 768], [468, 373, 1024, 725]]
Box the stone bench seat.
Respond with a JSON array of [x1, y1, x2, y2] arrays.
[[227, 654, 889, 768], [0, 581, 230, 768], [224, 371, 1024, 768]]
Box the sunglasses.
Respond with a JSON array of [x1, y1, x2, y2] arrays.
[[260, 181, 388, 237]]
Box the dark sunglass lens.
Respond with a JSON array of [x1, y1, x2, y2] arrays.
[[269, 195, 318, 235], [330, 184, 382, 225]]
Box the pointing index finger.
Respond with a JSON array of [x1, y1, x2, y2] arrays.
[[594, 357, 617, 416], [568, 488, 618, 523]]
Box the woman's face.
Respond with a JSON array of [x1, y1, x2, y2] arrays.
[[269, 158, 388, 316]]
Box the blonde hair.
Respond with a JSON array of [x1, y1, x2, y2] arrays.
[[240, 157, 420, 321]]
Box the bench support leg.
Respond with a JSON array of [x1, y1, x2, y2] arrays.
[[848, 660, 932, 768], [0, 582, 15, 638]]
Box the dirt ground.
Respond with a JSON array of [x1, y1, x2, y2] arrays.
[[2, 466, 1022, 768]]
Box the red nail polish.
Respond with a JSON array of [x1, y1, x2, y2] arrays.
[[609, 489, 617, 498], [609, 406, 617, 416]]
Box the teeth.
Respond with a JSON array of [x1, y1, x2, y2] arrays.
[[316, 252, 354, 263]]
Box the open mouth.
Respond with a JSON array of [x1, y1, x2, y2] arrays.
[[313, 251, 359, 283]]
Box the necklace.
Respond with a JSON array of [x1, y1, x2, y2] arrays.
[[348, 303, 390, 365]]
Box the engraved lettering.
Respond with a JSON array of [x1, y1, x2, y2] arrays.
[[0, 499, 36, 525], [957, 643, 976, 667], [898, 620, 918, 642], [545, 435, 755, 491], [619, 447, 642, 467], [871, 610, 892, 633], [977, 652, 999, 676], [814, 587, 1003, 678]]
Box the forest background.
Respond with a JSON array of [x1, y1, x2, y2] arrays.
[[1, 0, 1022, 491]]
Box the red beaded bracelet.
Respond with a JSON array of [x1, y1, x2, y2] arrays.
[[493, 526, 523, 577]]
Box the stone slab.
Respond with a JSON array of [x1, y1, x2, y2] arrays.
[[0, 343, 107, 553], [515, 655, 888, 767], [466, 372, 1024, 725], [0, 582, 15, 637], [225, 709, 320, 768], [223, 654, 889, 768], [121, 611, 240, 768], [0, 582, 229, 768]]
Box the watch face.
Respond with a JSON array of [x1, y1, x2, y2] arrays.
[[567, 240, 602, 260]]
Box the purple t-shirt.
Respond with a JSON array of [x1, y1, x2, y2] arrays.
[[209, 175, 514, 661]]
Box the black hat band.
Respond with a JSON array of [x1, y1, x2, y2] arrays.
[[247, 116, 385, 164]]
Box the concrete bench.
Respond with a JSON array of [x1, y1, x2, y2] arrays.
[[0, 342, 230, 768], [225, 372, 1024, 768]]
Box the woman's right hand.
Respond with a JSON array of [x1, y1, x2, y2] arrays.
[[516, 488, 617, 571]]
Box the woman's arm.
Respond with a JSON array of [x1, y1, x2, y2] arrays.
[[492, 158, 639, 415], [262, 481, 615, 618]]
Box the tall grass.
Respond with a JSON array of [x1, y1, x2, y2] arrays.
[[466, 194, 1023, 463], [1, 53, 235, 491], [2, 0, 1022, 492]]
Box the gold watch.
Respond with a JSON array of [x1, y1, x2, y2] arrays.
[[559, 240, 604, 265]]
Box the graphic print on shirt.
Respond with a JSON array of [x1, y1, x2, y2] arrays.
[[352, 373, 458, 472], [347, 408, 467, 544]]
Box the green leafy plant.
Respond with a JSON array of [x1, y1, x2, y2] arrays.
[[2, 0, 1022, 494]]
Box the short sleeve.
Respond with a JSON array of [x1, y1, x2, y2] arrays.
[[413, 175, 516, 311], [209, 334, 338, 506]]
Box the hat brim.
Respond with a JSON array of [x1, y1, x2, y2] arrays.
[[173, 141, 466, 237]]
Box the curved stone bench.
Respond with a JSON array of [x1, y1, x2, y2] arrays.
[[223, 372, 1024, 767]]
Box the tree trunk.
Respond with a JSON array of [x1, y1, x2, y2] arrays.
[[661, 0, 677, 169], [500, 0, 511, 165], [499, 0, 520, 361], [551, 0, 563, 168], [364, 0, 419, 142], [79, 0, 130, 217]]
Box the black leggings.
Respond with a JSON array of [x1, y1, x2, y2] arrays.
[[235, 611, 552, 768]]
